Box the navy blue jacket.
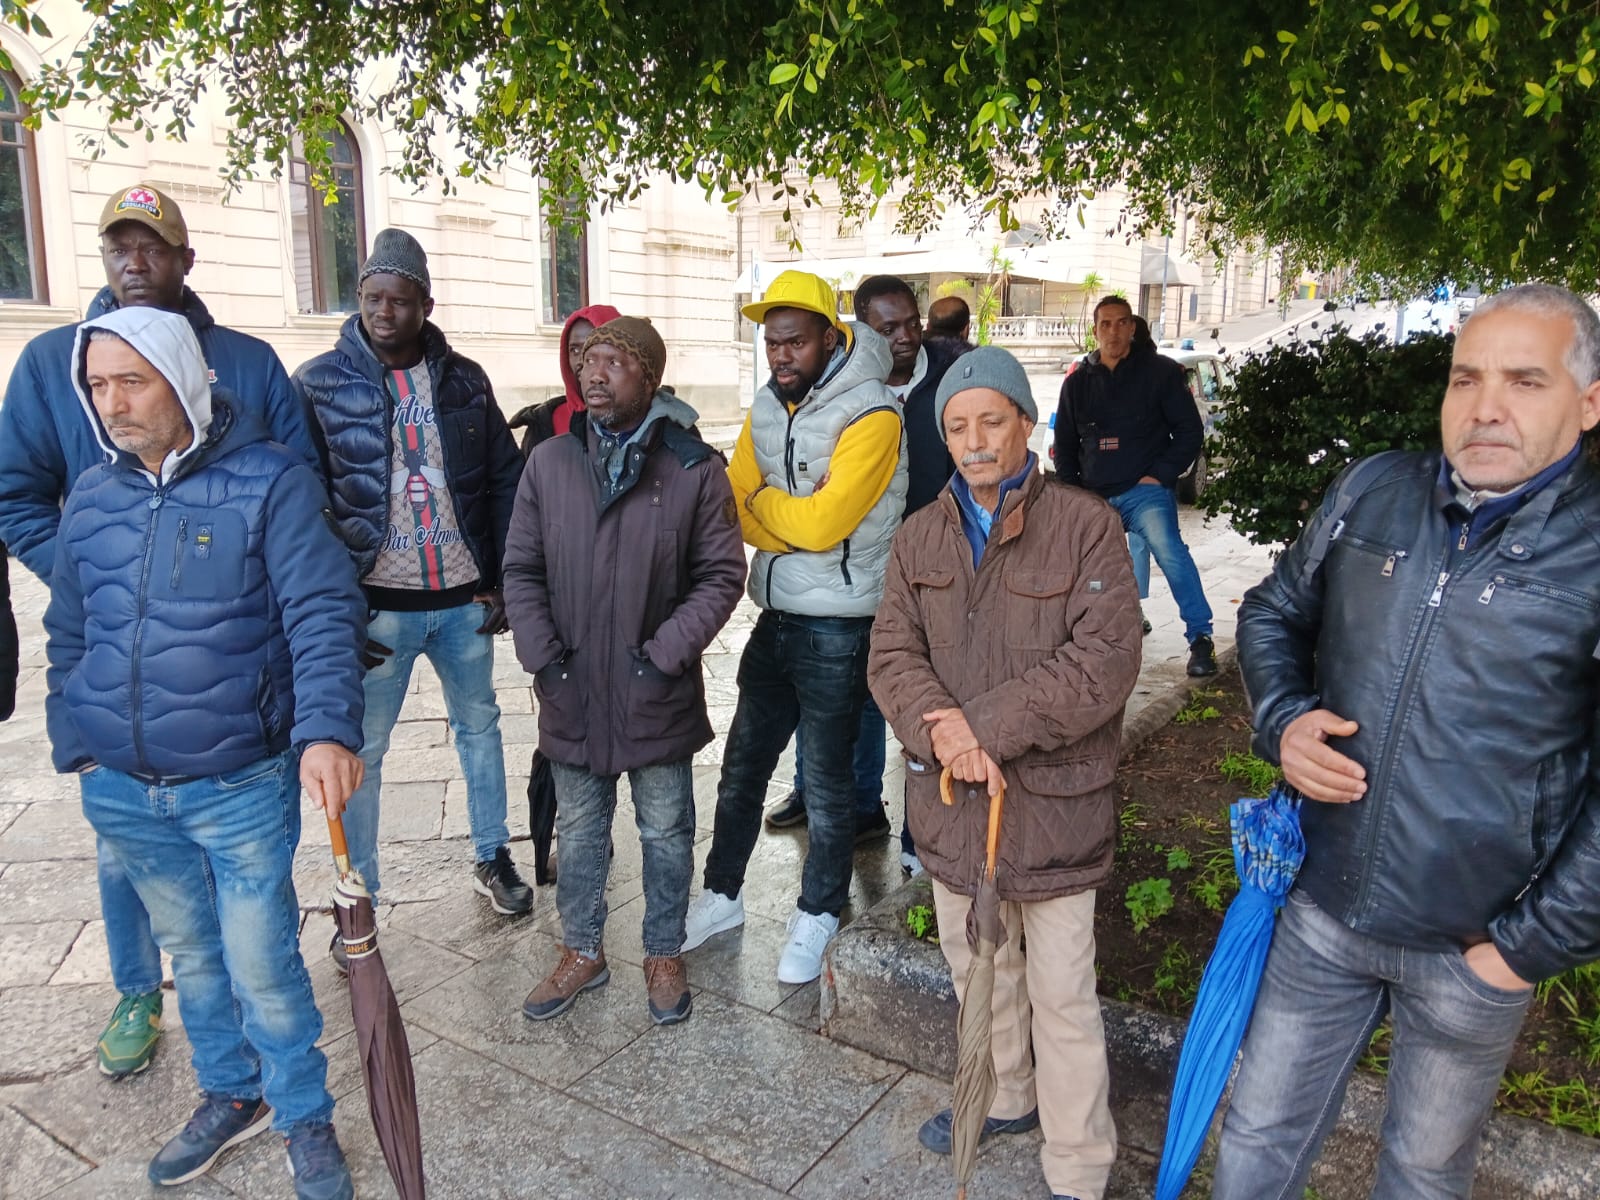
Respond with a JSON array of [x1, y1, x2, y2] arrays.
[[902, 338, 965, 516], [292, 316, 524, 590], [45, 397, 365, 778], [0, 287, 317, 582]]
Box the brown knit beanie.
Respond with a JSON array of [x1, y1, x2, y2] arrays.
[[583, 316, 666, 395]]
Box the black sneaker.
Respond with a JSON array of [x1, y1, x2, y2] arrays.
[[1187, 635, 1219, 677], [148, 1094, 272, 1186], [284, 1122, 354, 1200], [854, 805, 892, 844], [764, 789, 808, 829], [474, 846, 535, 915], [917, 1105, 1039, 1155], [327, 930, 348, 977]]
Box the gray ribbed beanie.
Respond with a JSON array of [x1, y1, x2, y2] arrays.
[[933, 345, 1037, 430], [359, 228, 431, 297]]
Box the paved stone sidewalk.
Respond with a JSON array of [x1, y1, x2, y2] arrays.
[[0, 508, 1272, 1199]]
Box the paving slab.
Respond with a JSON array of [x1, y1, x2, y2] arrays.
[[568, 991, 904, 1192], [0, 983, 119, 1082], [0, 920, 80, 987], [0, 1102, 94, 1198]]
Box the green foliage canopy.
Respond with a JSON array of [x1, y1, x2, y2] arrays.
[[5, 0, 1600, 289]]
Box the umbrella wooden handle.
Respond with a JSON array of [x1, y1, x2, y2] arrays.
[[938, 767, 1007, 878], [326, 812, 353, 877]]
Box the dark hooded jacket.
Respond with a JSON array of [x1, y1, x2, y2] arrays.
[[44, 307, 365, 778], [502, 393, 747, 776], [901, 337, 967, 515], [0, 550, 16, 722], [1053, 340, 1203, 496], [292, 314, 524, 592], [506, 304, 623, 456], [0, 286, 316, 582]]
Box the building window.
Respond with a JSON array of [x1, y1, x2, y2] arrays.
[[0, 70, 47, 303], [540, 204, 588, 324], [290, 121, 366, 313]]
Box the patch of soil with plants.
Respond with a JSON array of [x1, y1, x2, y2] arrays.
[[1099, 667, 1600, 1137]]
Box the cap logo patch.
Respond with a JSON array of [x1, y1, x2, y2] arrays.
[[115, 187, 162, 219], [962, 365, 974, 378]]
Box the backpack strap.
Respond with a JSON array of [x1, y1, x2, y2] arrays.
[[1298, 450, 1411, 583]]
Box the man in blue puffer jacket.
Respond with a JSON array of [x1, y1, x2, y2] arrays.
[[0, 183, 320, 1080], [44, 306, 365, 1200]]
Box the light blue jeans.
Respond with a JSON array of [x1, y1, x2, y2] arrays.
[[81, 751, 333, 1132], [550, 759, 695, 958], [344, 602, 510, 895], [1105, 484, 1212, 640], [98, 840, 164, 997], [1212, 889, 1532, 1200]]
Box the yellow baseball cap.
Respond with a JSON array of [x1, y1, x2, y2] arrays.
[[98, 183, 188, 247], [741, 270, 842, 330]]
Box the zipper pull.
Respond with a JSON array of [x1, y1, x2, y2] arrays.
[[1429, 570, 1450, 607], [1329, 518, 1346, 543], [1381, 549, 1407, 576], [1478, 577, 1498, 605], [1458, 523, 1469, 551]]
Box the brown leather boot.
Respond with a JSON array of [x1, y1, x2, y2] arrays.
[[522, 946, 609, 1021], [643, 955, 692, 1026]]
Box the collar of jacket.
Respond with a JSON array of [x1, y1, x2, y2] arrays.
[[940, 461, 1045, 557], [337, 313, 452, 387], [1432, 442, 1587, 559], [88, 285, 216, 334]]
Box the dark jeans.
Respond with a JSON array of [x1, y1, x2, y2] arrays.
[[704, 610, 871, 917], [792, 695, 915, 855]]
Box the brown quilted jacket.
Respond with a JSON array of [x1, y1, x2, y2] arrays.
[[868, 470, 1142, 901]]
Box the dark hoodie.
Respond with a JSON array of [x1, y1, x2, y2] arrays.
[[506, 304, 622, 456], [1053, 339, 1203, 496]]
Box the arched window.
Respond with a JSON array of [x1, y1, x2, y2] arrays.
[[290, 121, 366, 313], [0, 69, 47, 303]]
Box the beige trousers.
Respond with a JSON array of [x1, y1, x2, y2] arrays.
[[932, 877, 1118, 1200]]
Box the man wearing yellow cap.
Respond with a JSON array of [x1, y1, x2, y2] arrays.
[[682, 270, 908, 983], [0, 182, 318, 1081]]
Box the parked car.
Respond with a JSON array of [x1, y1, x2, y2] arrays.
[[1033, 350, 1233, 504]]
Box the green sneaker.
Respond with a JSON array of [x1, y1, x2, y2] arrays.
[[98, 990, 163, 1078]]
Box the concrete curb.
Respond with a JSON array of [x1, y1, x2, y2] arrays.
[[819, 645, 1600, 1198]]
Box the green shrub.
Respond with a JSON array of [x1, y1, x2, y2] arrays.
[[1199, 327, 1452, 548]]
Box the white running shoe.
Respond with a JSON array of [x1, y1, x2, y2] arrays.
[[777, 909, 840, 984], [681, 888, 745, 952], [900, 849, 925, 878]]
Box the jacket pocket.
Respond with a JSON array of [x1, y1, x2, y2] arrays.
[[1003, 569, 1074, 649], [910, 569, 957, 647], [158, 509, 249, 602], [626, 648, 700, 740], [255, 666, 284, 746], [532, 652, 586, 745]]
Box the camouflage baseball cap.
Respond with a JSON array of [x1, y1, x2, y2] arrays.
[[98, 184, 188, 247]]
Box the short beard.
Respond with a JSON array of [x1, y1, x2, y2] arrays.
[[772, 375, 814, 405]]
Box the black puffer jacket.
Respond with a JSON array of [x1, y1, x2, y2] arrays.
[[1239, 450, 1600, 982], [293, 316, 524, 586]]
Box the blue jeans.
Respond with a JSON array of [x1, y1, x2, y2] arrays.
[[1105, 484, 1211, 640], [98, 839, 164, 997], [345, 602, 510, 895], [1127, 532, 1152, 599], [1212, 890, 1532, 1200], [704, 610, 871, 917], [80, 752, 332, 1132], [550, 759, 695, 958]]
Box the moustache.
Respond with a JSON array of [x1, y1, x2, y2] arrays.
[[1457, 426, 1518, 449], [960, 451, 1000, 467]]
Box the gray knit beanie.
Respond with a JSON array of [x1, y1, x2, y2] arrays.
[[359, 228, 431, 297], [933, 345, 1037, 431]]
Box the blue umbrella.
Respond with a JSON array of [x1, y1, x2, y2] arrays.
[[1154, 783, 1305, 1200]]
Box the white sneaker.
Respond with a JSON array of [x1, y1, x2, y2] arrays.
[[777, 909, 840, 984], [681, 889, 744, 952], [900, 850, 925, 878]]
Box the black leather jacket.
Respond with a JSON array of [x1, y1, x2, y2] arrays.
[[1239, 450, 1600, 982]]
